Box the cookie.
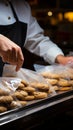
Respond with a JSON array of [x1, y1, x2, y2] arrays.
[[23, 86, 36, 93], [41, 72, 60, 79], [21, 80, 28, 86], [33, 91, 48, 99], [58, 79, 71, 87], [24, 95, 35, 101], [69, 80, 73, 86], [17, 83, 25, 90], [59, 87, 72, 91], [0, 96, 13, 104], [31, 82, 49, 91], [12, 90, 28, 100], [45, 78, 58, 85], [0, 106, 7, 113], [10, 100, 27, 109], [0, 89, 9, 96]]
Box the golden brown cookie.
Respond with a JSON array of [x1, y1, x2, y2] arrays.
[[18, 101, 27, 106], [17, 83, 25, 90], [20, 90, 28, 97], [21, 80, 28, 86], [0, 96, 13, 104], [31, 82, 49, 91], [41, 72, 60, 79], [52, 85, 59, 91], [33, 91, 48, 99], [10, 100, 27, 109], [24, 95, 35, 101], [69, 74, 73, 80], [23, 86, 36, 93], [45, 78, 58, 85], [0, 89, 9, 96], [0, 106, 7, 113], [57, 79, 71, 87], [59, 86, 72, 91], [12, 90, 28, 100], [69, 80, 73, 86], [30, 82, 37, 87]]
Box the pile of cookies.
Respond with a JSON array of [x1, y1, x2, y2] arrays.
[[1, 66, 73, 114], [40, 67, 73, 93], [0, 78, 50, 113], [11, 79, 50, 105]]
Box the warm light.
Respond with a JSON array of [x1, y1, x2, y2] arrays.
[[58, 13, 63, 21], [48, 11, 53, 16], [64, 12, 73, 22], [51, 17, 58, 25]]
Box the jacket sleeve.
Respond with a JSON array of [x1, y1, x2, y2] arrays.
[[24, 2, 64, 64]]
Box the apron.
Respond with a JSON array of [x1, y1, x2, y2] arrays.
[[0, 1, 35, 76]]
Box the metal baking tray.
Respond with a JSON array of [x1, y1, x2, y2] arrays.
[[1, 89, 73, 127]]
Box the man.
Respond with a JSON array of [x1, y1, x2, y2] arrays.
[[0, 0, 73, 76]]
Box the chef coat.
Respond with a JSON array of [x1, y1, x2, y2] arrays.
[[0, 0, 64, 74]]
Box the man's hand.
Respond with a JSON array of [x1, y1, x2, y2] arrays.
[[55, 54, 73, 66], [0, 34, 24, 71]]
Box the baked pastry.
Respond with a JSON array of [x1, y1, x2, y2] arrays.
[[57, 79, 71, 87], [0, 96, 13, 104], [21, 80, 28, 86], [33, 91, 48, 99], [69, 80, 73, 86], [0, 89, 9, 96], [12, 90, 28, 100], [41, 72, 60, 79], [59, 86, 72, 91], [45, 78, 58, 85], [24, 95, 35, 101], [30, 82, 49, 91], [17, 83, 25, 90], [23, 86, 36, 93], [0, 106, 7, 113], [10, 100, 27, 109]]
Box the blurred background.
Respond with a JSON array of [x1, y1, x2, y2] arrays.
[[27, 0, 73, 56]]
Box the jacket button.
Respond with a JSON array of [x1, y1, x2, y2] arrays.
[[8, 16, 11, 20]]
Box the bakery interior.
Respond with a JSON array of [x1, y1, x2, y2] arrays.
[[1, 0, 73, 130], [28, 0, 73, 56]]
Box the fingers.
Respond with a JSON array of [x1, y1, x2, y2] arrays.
[[15, 48, 24, 71], [2, 47, 24, 71], [0, 35, 24, 70]]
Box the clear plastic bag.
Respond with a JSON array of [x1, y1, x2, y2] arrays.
[[34, 63, 73, 93], [2, 64, 56, 95], [0, 77, 21, 92]]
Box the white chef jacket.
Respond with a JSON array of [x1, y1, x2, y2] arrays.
[[0, 0, 64, 64]]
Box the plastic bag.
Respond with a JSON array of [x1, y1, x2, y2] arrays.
[[34, 63, 73, 93], [2, 64, 57, 95]]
